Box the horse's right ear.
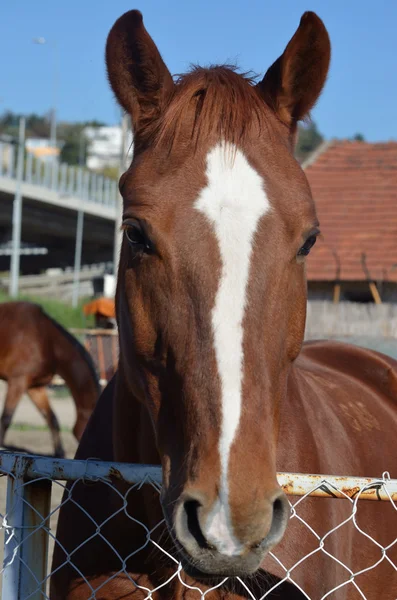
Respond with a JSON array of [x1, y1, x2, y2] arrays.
[[106, 10, 174, 135]]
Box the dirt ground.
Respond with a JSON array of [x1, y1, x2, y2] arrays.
[[0, 385, 79, 593]]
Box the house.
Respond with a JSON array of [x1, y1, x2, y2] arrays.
[[25, 138, 61, 162], [84, 126, 133, 171], [305, 140, 397, 303]]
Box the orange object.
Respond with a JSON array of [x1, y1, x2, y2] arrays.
[[83, 297, 115, 319]]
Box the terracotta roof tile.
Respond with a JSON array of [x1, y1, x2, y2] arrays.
[[305, 140, 397, 282]]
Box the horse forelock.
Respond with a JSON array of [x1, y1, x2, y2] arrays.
[[137, 65, 273, 154]]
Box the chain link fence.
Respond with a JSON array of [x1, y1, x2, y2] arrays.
[[0, 452, 396, 599]]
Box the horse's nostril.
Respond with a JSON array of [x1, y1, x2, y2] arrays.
[[183, 499, 210, 549], [272, 497, 286, 529], [251, 494, 289, 549], [266, 493, 289, 544]]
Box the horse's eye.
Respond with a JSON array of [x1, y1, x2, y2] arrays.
[[297, 235, 317, 257], [124, 224, 152, 253]]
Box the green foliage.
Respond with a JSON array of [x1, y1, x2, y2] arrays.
[[295, 121, 324, 163], [10, 422, 71, 432], [57, 122, 86, 165], [98, 165, 119, 181], [352, 133, 365, 142], [0, 291, 94, 329], [0, 111, 51, 139], [58, 119, 106, 165]]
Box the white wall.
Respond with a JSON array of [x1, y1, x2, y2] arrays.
[[84, 126, 133, 170]]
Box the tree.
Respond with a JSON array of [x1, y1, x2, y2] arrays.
[[58, 120, 106, 166], [98, 165, 119, 180], [352, 133, 365, 142], [295, 121, 324, 164], [58, 122, 86, 165], [0, 112, 50, 139]]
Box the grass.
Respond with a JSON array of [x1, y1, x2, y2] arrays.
[[49, 386, 72, 399], [10, 423, 71, 433], [0, 292, 94, 329]]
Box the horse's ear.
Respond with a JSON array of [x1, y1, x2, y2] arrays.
[[106, 10, 174, 134], [257, 12, 330, 130]]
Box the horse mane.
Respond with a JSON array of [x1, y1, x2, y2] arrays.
[[153, 65, 271, 153], [40, 307, 101, 394]]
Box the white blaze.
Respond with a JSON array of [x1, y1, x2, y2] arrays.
[[194, 142, 270, 555]]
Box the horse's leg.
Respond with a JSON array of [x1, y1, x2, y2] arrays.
[[0, 377, 27, 446], [73, 408, 92, 442], [27, 387, 65, 458]]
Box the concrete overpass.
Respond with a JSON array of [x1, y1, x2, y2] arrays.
[[0, 142, 118, 273]]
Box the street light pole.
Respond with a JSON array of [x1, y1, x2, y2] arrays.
[[33, 38, 58, 153], [9, 117, 26, 297], [71, 133, 87, 308]]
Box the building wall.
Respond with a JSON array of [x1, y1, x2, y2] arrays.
[[84, 126, 133, 171], [25, 138, 60, 162], [308, 281, 397, 303]]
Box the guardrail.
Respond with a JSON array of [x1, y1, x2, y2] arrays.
[[0, 141, 118, 208]]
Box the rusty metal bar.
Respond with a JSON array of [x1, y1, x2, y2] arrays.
[[278, 472, 396, 501], [0, 453, 395, 501]]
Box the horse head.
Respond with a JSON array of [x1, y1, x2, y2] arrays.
[[107, 9, 330, 578]]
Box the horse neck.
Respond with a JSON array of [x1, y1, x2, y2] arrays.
[[112, 367, 163, 532], [113, 366, 160, 466], [50, 326, 99, 412]]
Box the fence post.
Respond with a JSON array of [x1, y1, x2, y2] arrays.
[[51, 159, 59, 191], [6, 145, 15, 178], [59, 163, 67, 194], [26, 151, 33, 183], [67, 166, 75, 195], [43, 161, 48, 187], [104, 178, 110, 205], [2, 458, 52, 600], [98, 175, 104, 204], [33, 157, 40, 185]]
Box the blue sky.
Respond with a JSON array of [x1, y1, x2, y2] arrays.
[[1, 1, 396, 141]]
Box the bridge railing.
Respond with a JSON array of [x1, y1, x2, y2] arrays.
[[0, 142, 119, 208], [0, 451, 395, 599]]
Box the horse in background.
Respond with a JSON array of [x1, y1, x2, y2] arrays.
[[0, 301, 100, 457], [51, 10, 397, 599]]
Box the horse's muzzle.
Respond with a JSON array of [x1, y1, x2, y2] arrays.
[[166, 488, 289, 577]]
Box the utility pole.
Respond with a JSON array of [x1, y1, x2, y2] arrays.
[[113, 112, 129, 276], [9, 117, 26, 297], [72, 139, 86, 308]]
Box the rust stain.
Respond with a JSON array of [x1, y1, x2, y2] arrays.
[[279, 474, 397, 501], [108, 466, 123, 480], [341, 486, 360, 498]]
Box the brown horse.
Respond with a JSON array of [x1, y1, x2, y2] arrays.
[[0, 301, 100, 457], [51, 10, 397, 599]]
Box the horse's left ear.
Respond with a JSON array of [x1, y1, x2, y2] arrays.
[[257, 12, 330, 130]]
